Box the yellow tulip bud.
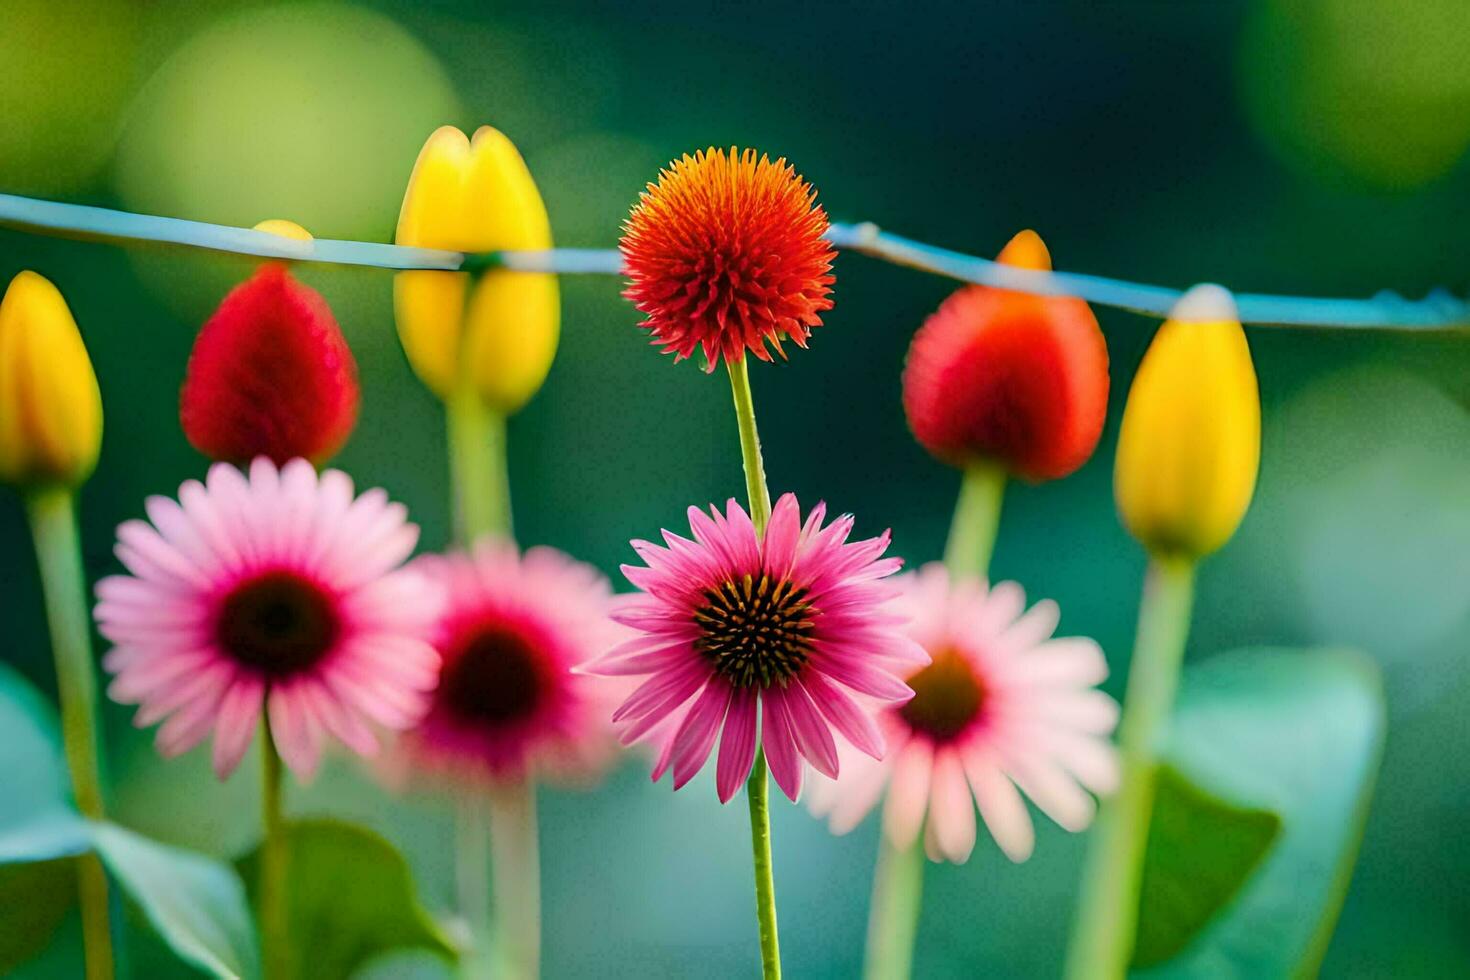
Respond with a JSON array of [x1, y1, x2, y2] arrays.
[[252, 218, 313, 241], [0, 271, 103, 489], [1114, 284, 1260, 559], [394, 125, 559, 413]]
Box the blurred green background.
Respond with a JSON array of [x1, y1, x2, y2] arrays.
[[3, 0, 1470, 976]]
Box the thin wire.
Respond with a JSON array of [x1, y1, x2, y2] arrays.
[[1, 192, 1465, 330]]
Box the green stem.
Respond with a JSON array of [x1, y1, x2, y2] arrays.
[[260, 719, 290, 980], [454, 794, 491, 977], [727, 356, 781, 979], [863, 833, 925, 980], [1064, 555, 1197, 980], [487, 782, 540, 979], [25, 488, 114, 980], [726, 355, 772, 534], [445, 371, 532, 976], [942, 459, 1006, 581], [447, 378, 512, 543], [860, 459, 1007, 978], [745, 753, 781, 979]]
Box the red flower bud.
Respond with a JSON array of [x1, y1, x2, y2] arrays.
[[181, 264, 359, 466], [902, 231, 1109, 482]]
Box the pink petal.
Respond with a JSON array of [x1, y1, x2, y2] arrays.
[[800, 672, 886, 760], [717, 689, 759, 802], [718, 499, 761, 571], [1000, 749, 1096, 832], [300, 683, 379, 759], [927, 748, 977, 863], [776, 683, 838, 778], [1009, 638, 1108, 688], [809, 650, 913, 703], [268, 686, 322, 782], [826, 752, 894, 835], [1028, 690, 1120, 734], [962, 749, 1034, 862], [613, 659, 710, 724], [670, 682, 733, 790], [1000, 598, 1060, 652], [1038, 729, 1121, 795], [580, 641, 691, 678], [760, 694, 804, 802], [762, 494, 801, 577], [882, 738, 933, 849], [154, 689, 223, 757], [211, 680, 264, 778]]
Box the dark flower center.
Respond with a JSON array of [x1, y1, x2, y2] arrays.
[[693, 574, 815, 689], [439, 626, 544, 727], [899, 648, 984, 743], [215, 570, 340, 680]]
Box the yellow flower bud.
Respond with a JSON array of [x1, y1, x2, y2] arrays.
[[394, 125, 559, 413], [1114, 284, 1260, 559], [252, 218, 313, 241], [0, 271, 103, 489]]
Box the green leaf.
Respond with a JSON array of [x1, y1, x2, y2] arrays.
[[237, 818, 456, 980], [0, 663, 82, 973], [1133, 765, 1281, 966], [0, 665, 257, 978], [0, 810, 91, 863], [1133, 647, 1385, 978], [92, 821, 259, 980], [0, 810, 258, 980], [0, 661, 69, 828]]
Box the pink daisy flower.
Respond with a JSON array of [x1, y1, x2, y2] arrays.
[[95, 458, 440, 781], [583, 493, 926, 802], [807, 564, 1119, 863], [382, 539, 626, 789]]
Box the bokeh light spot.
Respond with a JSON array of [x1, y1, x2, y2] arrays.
[[114, 3, 461, 240], [0, 0, 141, 195], [1239, 0, 1470, 189]]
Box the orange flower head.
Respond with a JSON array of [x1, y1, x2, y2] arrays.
[[620, 147, 836, 370], [902, 231, 1110, 482]]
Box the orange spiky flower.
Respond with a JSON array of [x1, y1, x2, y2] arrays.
[[620, 147, 836, 370]]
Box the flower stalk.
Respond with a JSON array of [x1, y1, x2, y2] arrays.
[[726, 355, 782, 980], [453, 792, 490, 971], [1064, 555, 1196, 979], [942, 460, 1006, 582], [259, 718, 290, 980], [863, 456, 1007, 979], [447, 378, 512, 544], [25, 487, 113, 980], [445, 367, 537, 978], [488, 781, 540, 979], [863, 831, 925, 980]]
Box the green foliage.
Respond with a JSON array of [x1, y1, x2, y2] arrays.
[[238, 818, 457, 980], [0, 661, 80, 972], [1133, 647, 1385, 978], [1133, 765, 1281, 966], [0, 661, 69, 825], [93, 822, 258, 980], [0, 663, 258, 978]]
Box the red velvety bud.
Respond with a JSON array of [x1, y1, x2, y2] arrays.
[[181, 264, 359, 466], [902, 231, 1109, 482]]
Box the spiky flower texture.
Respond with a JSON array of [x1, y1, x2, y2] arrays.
[[585, 494, 925, 802], [621, 148, 836, 369]]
